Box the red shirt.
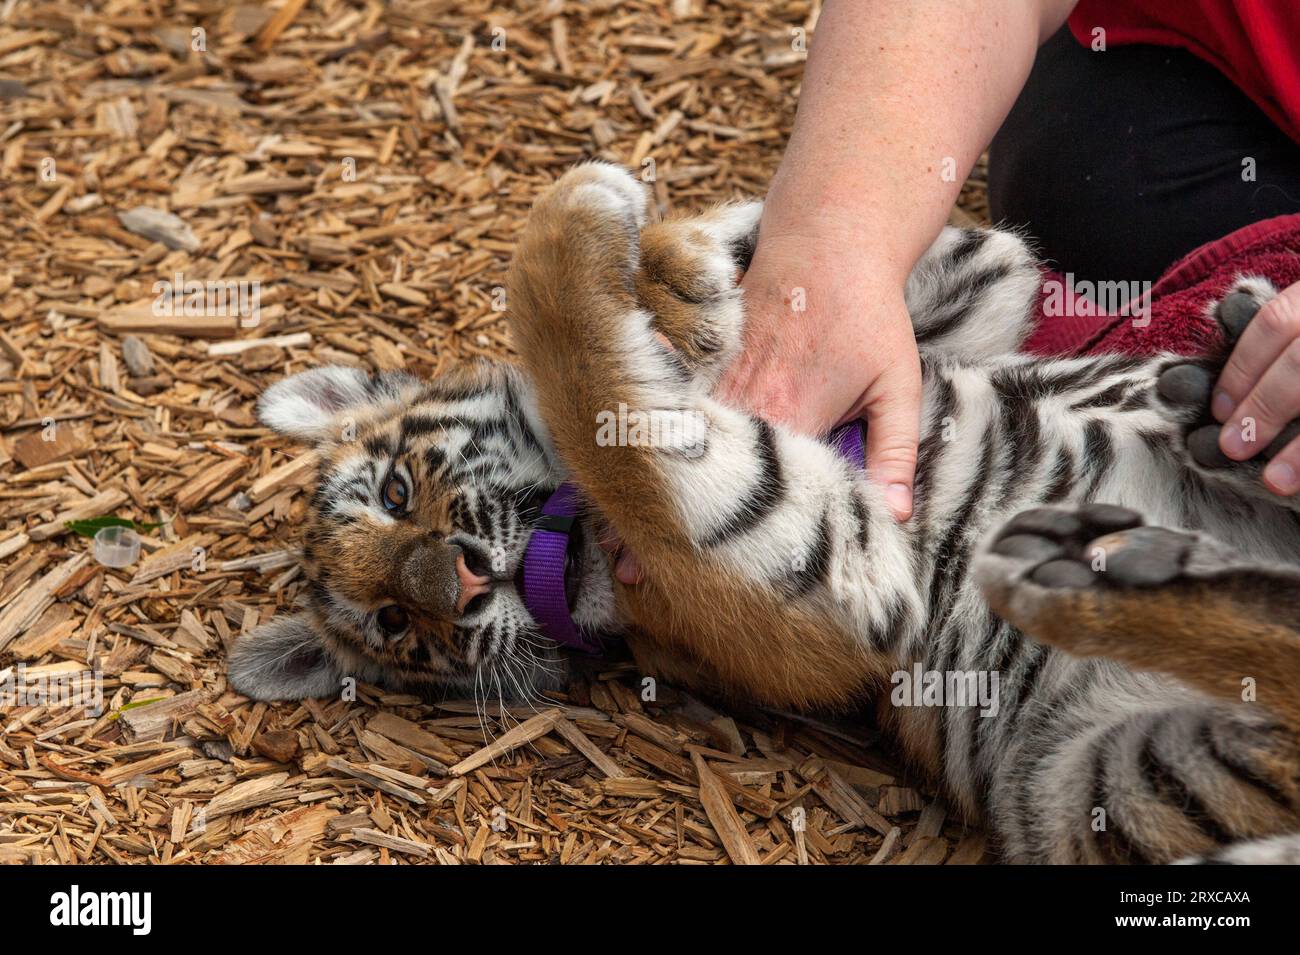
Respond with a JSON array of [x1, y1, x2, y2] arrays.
[[1069, 0, 1300, 144]]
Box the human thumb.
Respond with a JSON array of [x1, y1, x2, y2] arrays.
[[859, 358, 921, 521]]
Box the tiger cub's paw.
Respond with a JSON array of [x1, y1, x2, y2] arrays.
[[978, 502, 1300, 662], [524, 161, 651, 285], [637, 201, 761, 385], [1153, 278, 1300, 480], [979, 504, 1181, 599], [542, 160, 650, 232]]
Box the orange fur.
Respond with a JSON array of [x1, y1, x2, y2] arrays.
[[508, 168, 891, 711], [637, 221, 736, 370], [303, 417, 462, 665], [989, 578, 1300, 732]]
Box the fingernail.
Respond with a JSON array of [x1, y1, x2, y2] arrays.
[[1220, 423, 1248, 459], [1211, 390, 1235, 422], [1264, 459, 1299, 495], [885, 483, 913, 521]]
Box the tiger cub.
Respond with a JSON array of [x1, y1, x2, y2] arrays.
[[233, 162, 1300, 863]]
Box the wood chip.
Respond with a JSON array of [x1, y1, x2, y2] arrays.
[[209, 805, 338, 864], [28, 488, 128, 541], [448, 709, 562, 776], [0, 554, 88, 650], [120, 336, 156, 377], [204, 772, 293, 819], [691, 751, 759, 865], [11, 423, 90, 469], [247, 451, 317, 503], [117, 207, 200, 252], [552, 717, 628, 779], [348, 827, 432, 859], [118, 690, 209, 742]]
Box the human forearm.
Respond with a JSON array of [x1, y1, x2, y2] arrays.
[[762, 0, 1076, 280], [717, 0, 1075, 520]]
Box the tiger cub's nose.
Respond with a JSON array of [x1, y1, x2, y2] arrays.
[[454, 552, 492, 614]]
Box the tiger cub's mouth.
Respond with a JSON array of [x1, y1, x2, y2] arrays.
[[513, 519, 587, 615], [561, 521, 586, 611]]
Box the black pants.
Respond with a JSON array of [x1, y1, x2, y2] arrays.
[[989, 26, 1300, 286]]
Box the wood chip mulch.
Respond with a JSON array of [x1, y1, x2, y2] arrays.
[[0, 0, 991, 864]]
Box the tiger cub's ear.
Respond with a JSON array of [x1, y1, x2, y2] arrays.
[[256, 365, 373, 444], [258, 365, 421, 445], [227, 613, 341, 701]]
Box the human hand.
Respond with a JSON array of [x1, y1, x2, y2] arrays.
[[602, 225, 922, 587], [717, 225, 922, 521], [1213, 280, 1300, 494]]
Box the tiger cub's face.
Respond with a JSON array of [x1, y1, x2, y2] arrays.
[[227, 361, 617, 702]]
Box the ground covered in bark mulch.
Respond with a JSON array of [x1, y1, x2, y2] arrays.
[[0, 0, 992, 864]]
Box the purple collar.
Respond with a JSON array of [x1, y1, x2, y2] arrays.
[[521, 420, 866, 652]]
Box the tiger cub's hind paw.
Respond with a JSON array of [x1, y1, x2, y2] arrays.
[[976, 504, 1300, 719], [984, 503, 1187, 592]]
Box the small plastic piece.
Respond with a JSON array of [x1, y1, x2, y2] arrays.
[[93, 525, 140, 568]]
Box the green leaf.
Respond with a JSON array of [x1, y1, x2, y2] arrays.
[[118, 697, 165, 713], [64, 515, 165, 538], [109, 697, 167, 720]]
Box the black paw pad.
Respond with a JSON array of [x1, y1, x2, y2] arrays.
[[993, 534, 1065, 562], [1156, 364, 1214, 408], [1215, 292, 1261, 342], [1000, 508, 1082, 541], [1101, 527, 1190, 586], [1030, 559, 1095, 589], [1187, 425, 1231, 468], [1077, 502, 1143, 535]]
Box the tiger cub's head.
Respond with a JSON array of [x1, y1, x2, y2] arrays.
[[227, 361, 617, 702]]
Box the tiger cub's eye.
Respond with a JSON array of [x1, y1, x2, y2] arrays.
[[382, 474, 408, 512], [377, 605, 409, 636]]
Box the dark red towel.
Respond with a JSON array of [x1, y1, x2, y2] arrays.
[[1023, 212, 1300, 359]]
